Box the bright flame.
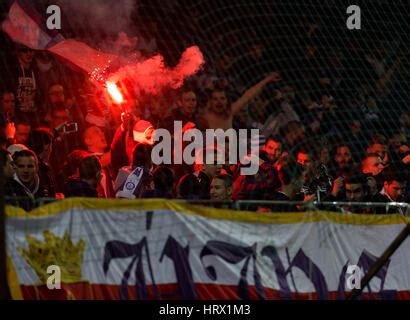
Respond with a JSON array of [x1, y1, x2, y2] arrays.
[[106, 81, 123, 104]]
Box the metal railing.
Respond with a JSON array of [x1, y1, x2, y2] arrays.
[[4, 196, 410, 215]]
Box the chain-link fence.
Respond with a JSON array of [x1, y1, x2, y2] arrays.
[[0, 0, 409, 208]]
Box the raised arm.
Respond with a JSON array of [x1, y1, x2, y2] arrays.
[[231, 72, 281, 114]]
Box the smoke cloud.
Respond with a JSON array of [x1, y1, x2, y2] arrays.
[[107, 46, 205, 97]]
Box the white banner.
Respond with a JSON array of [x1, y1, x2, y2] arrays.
[[6, 198, 410, 300]]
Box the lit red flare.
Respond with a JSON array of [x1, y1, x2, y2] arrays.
[[106, 81, 123, 104]]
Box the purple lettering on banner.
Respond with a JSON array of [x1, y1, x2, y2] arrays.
[[288, 249, 329, 299], [262, 246, 329, 299], [102, 238, 160, 300], [145, 211, 154, 230], [337, 250, 396, 300], [336, 261, 350, 300], [200, 241, 265, 300], [159, 236, 197, 300], [261, 246, 292, 299]]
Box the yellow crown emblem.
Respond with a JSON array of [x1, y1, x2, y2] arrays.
[[18, 230, 85, 284]]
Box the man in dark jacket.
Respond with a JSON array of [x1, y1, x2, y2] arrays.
[[64, 155, 102, 198], [5, 149, 50, 211], [373, 165, 408, 215], [142, 166, 175, 199], [161, 87, 200, 132], [268, 162, 305, 212], [324, 173, 388, 214], [26, 128, 56, 197]]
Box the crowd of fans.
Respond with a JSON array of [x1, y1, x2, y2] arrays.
[[1, 2, 409, 214]]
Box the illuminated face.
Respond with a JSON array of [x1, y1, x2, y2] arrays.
[[210, 178, 231, 201], [367, 143, 388, 165], [1, 92, 15, 114], [15, 156, 37, 187], [335, 146, 352, 169], [50, 109, 69, 128], [84, 127, 108, 153], [345, 183, 366, 202], [297, 152, 313, 170], [384, 180, 406, 201], [362, 156, 384, 176], [3, 153, 16, 179], [180, 91, 197, 116], [210, 91, 228, 114], [48, 84, 65, 104], [15, 124, 31, 144], [264, 140, 282, 162]]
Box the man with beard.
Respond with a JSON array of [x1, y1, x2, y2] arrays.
[[325, 173, 378, 214], [297, 145, 332, 201], [342, 174, 374, 214], [374, 165, 408, 214], [332, 144, 354, 176], [201, 72, 281, 130], [329, 144, 355, 198], [367, 134, 389, 167], [262, 136, 282, 165]]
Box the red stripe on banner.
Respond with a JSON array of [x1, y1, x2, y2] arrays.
[[19, 283, 410, 300]]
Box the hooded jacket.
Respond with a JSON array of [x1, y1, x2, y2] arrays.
[[5, 173, 49, 211]]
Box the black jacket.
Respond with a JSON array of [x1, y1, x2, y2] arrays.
[[63, 178, 98, 198], [4, 176, 49, 211]]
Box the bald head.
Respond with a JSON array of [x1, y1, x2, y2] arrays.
[[362, 154, 384, 176]]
